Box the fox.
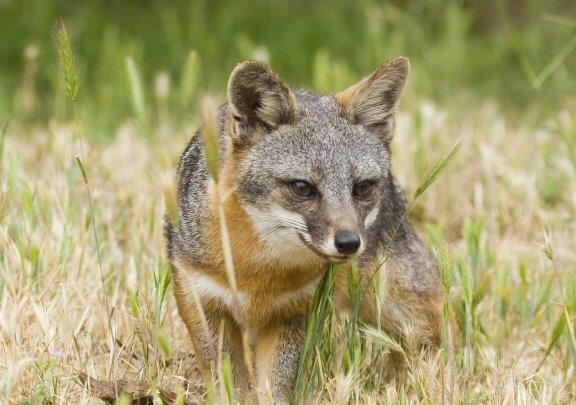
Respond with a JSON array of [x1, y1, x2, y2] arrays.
[[165, 56, 442, 403]]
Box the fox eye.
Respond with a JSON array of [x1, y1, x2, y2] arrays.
[[353, 180, 374, 199], [289, 180, 317, 199]]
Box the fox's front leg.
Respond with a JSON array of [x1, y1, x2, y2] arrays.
[[172, 268, 258, 399], [253, 317, 305, 404], [172, 274, 222, 379]]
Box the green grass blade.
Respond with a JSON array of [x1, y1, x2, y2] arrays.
[[294, 264, 338, 402], [535, 312, 566, 372], [535, 34, 576, 88], [413, 138, 461, 201], [563, 306, 576, 358], [126, 57, 147, 120], [181, 50, 201, 110], [222, 354, 235, 405]]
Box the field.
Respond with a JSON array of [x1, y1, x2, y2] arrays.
[[1, 1, 575, 403]]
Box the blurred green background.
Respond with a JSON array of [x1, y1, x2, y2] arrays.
[[0, 0, 574, 138]]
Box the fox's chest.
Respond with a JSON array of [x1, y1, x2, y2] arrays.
[[183, 268, 322, 327]]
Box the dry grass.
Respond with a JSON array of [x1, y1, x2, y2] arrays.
[[1, 98, 575, 402]]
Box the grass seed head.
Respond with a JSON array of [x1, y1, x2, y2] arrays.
[[54, 21, 78, 102]]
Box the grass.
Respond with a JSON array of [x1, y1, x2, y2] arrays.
[[1, 84, 574, 403], [1, 1, 576, 403]]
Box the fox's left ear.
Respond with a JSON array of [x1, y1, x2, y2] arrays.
[[335, 56, 409, 143], [227, 60, 299, 146]]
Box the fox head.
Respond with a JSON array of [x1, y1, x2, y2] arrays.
[[225, 58, 409, 263]]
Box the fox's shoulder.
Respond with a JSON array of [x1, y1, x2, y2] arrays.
[[169, 104, 231, 266]]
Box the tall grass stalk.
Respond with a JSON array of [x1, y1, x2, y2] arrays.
[[459, 260, 474, 372], [216, 319, 227, 403], [55, 21, 116, 377], [0, 120, 8, 171], [181, 50, 200, 112], [563, 305, 576, 358], [344, 264, 363, 376], [435, 238, 454, 402], [373, 266, 389, 332], [437, 240, 454, 350], [200, 96, 256, 397], [221, 355, 235, 405], [152, 260, 172, 380], [126, 57, 147, 122], [294, 264, 339, 402]]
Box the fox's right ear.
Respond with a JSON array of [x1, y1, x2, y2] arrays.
[[227, 60, 299, 146]]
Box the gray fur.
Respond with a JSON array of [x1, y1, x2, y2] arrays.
[[166, 59, 442, 401]]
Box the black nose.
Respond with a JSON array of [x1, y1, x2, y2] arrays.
[[334, 231, 361, 255]]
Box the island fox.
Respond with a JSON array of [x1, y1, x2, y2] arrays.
[[165, 56, 442, 403]]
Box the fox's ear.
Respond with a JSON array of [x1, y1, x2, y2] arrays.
[[227, 60, 299, 145], [335, 57, 409, 143]]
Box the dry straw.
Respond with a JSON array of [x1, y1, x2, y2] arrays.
[[199, 96, 257, 401]]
